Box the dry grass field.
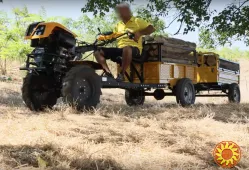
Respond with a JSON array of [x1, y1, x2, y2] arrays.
[[0, 60, 249, 170]]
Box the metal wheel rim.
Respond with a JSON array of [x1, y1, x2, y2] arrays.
[[233, 87, 240, 101], [75, 79, 92, 102], [184, 83, 193, 103]]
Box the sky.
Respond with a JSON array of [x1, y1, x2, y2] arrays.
[[0, 0, 247, 50]]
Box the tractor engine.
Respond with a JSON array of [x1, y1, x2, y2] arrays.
[[20, 22, 80, 112], [24, 22, 77, 73]]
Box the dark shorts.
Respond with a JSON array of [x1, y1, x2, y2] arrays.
[[98, 46, 141, 63]]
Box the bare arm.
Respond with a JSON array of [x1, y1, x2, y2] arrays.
[[134, 25, 155, 42], [139, 25, 156, 35]]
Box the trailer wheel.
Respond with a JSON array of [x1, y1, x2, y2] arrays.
[[62, 65, 101, 111], [228, 83, 240, 103], [22, 73, 58, 111], [125, 89, 145, 106], [175, 78, 196, 107]]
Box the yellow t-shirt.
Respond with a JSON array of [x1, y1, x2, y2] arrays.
[[114, 16, 150, 53]]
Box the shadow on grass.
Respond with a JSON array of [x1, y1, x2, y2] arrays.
[[203, 103, 249, 123], [0, 86, 248, 124], [0, 88, 24, 107], [97, 102, 249, 123], [0, 144, 123, 170], [1, 143, 246, 170]]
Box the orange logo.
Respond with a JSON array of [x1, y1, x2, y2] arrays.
[[213, 141, 241, 168]]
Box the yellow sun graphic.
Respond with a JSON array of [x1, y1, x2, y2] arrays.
[[213, 141, 241, 168]]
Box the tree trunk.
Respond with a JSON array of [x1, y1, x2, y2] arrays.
[[0, 58, 7, 75]]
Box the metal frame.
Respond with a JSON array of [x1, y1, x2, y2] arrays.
[[101, 76, 166, 89], [20, 53, 46, 71], [124, 42, 164, 84], [20, 53, 64, 71]]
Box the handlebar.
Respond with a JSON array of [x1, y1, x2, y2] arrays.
[[97, 31, 135, 42], [75, 31, 135, 55]]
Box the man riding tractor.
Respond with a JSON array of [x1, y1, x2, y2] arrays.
[[94, 2, 155, 82]]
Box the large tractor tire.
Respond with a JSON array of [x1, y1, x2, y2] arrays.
[[175, 78, 196, 107], [22, 73, 58, 111], [228, 83, 241, 103], [125, 89, 145, 106], [62, 65, 101, 111]]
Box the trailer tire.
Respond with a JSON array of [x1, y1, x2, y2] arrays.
[[125, 89, 145, 106], [62, 65, 101, 111], [175, 78, 196, 107], [22, 73, 58, 111], [228, 83, 240, 103]]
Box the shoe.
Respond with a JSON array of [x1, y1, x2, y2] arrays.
[[116, 73, 125, 82], [103, 72, 114, 78]]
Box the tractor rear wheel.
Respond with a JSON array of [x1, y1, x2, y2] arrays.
[[62, 65, 101, 111], [125, 89, 145, 106], [175, 78, 196, 107], [228, 83, 240, 103], [22, 73, 58, 111]]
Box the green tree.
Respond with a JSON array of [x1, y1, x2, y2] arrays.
[[82, 0, 249, 46], [198, 47, 249, 61], [135, 8, 167, 36], [73, 8, 167, 42], [0, 7, 37, 74], [198, 27, 216, 49], [0, 11, 9, 74]]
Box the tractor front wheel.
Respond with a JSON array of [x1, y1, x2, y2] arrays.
[[22, 73, 58, 111], [125, 89, 145, 106], [62, 65, 101, 111], [175, 78, 196, 107]]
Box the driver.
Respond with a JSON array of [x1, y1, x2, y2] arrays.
[[94, 2, 155, 82]]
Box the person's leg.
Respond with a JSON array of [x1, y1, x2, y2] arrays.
[[121, 46, 133, 75], [116, 47, 140, 82], [94, 49, 111, 73], [116, 46, 133, 82]]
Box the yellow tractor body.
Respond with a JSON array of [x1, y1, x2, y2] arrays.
[[25, 22, 77, 40]]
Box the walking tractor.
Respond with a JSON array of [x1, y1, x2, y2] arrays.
[[20, 22, 240, 111]]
